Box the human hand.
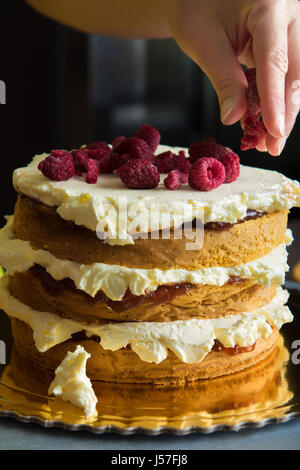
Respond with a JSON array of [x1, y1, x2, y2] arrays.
[[166, 0, 300, 155]]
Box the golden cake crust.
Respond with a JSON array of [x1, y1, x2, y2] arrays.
[[11, 319, 279, 384], [12, 195, 288, 269]]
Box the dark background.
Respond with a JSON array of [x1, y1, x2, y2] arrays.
[[0, 0, 299, 223]]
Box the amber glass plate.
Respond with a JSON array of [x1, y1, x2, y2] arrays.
[[0, 282, 300, 435]]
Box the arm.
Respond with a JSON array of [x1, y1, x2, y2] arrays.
[[26, 0, 171, 38]]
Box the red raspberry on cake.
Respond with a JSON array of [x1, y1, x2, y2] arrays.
[[135, 124, 161, 153], [38, 150, 75, 181], [189, 137, 228, 163], [86, 140, 111, 156], [72, 149, 89, 173], [111, 137, 153, 170], [217, 150, 240, 183], [172, 151, 191, 174], [119, 158, 160, 189], [85, 159, 99, 184], [188, 157, 225, 191], [112, 136, 126, 149], [154, 150, 190, 174], [154, 151, 175, 173], [111, 152, 132, 171], [164, 170, 187, 190], [97, 153, 112, 174], [113, 137, 151, 158], [72, 147, 112, 175]]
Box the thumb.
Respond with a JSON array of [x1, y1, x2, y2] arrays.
[[198, 33, 248, 125]]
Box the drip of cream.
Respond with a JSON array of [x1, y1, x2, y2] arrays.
[[48, 345, 97, 418]]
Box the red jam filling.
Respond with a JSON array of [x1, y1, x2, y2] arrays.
[[29, 265, 194, 312], [106, 283, 194, 313], [29, 267, 244, 313], [212, 339, 256, 355], [204, 209, 265, 230]]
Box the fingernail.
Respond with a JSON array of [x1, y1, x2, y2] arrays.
[[276, 137, 286, 156], [221, 97, 234, 123], [277, 114, 285, 137]]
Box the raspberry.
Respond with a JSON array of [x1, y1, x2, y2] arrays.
[[97, 153, 113, 174], [111, 152, 132, 171], [164, 170, 187, 190], [113, 137, 151, 158], [172, 151, 191, 174], [38, 150, 75, 181], [72, 147, 112, 174], [135, 124, 161, 152], [51, 150, 71, 160], [217, 150, 240, 183], [75, 168, 83, 177], [85, 159, 99, 184], [189, 137, 228, 163], [87, 147, 111, 162], [240, 69, 267, 151], [245, 68, 261, 116], [244, 116, 267, 137], [86, 140, 111, 157], [240, 115, 267, 151], [188, 157, 225, 191], [154, 151, 174, 173], [111, 137, 153, 170], [112, 136, 125, 149], [180, 172, 188, 184], [240, 134, 258, 151], [72, 148, 89, 172], [119, 158, 160, 189]]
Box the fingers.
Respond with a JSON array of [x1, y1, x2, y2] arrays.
[[255, 12, 300, 156], [264, 16, 300, 156], [249, 2, 288, 139], [256, 135, 267, 152], [265, 134, 286, 156], [284, 18, 300, 138], [197, 31, 249, 125]]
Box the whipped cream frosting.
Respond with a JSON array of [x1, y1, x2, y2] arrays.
[[0, 275, 292, 364], [0, 218, 291, 299], [13, 145, 300, 245], [48, 345, 97, 418]]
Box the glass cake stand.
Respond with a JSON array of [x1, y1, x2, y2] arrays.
[[0, 282, 299, 436]]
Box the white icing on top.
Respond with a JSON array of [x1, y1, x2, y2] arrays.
[[0, 275, 292, 364], [0, 218, 290, 300], [48, 345, 97, 418], [13, 145, 300, 245]]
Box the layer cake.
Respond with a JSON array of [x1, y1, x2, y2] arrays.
[[0, 141, 299, 418]]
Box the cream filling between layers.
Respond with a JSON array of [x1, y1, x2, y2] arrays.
[[0, 218, 291, 300], [0, 276, 292, 364], [12, 145, 300, 245]]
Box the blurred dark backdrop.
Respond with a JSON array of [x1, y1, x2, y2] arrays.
[[0, 1, 299, 222]]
